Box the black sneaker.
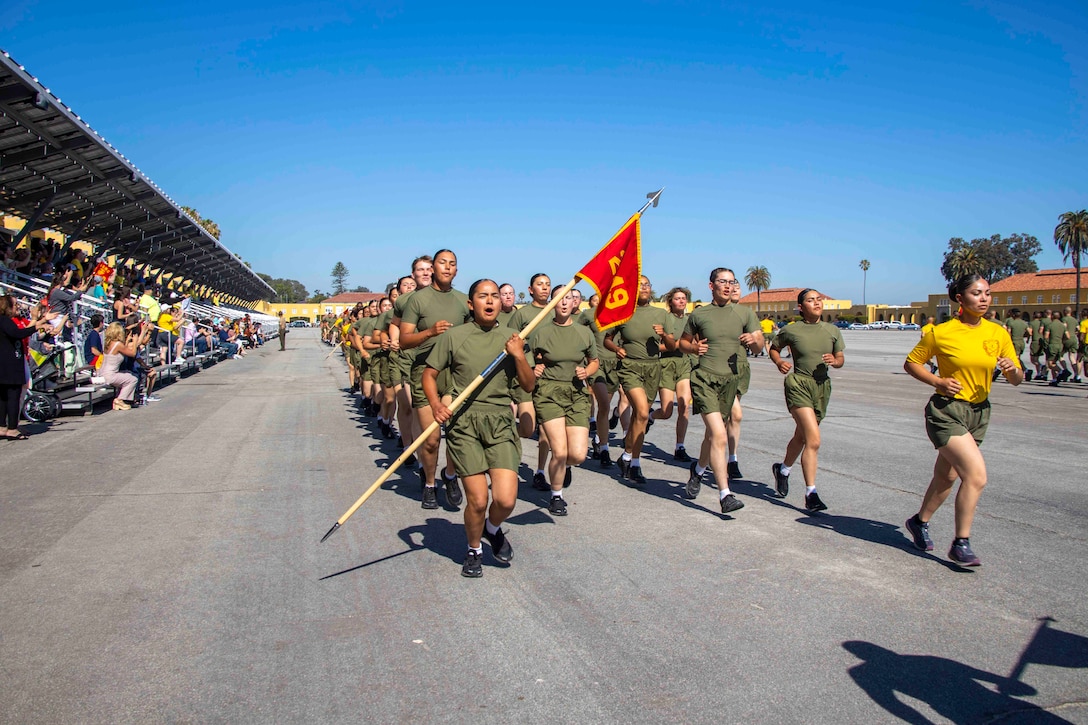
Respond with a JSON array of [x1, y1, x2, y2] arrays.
[[532, 472, 550, 491], [645, 409, 655, 429], [442, 469, 463, 507], [461, 550, 483, 578], [684, 461, 704, 499], [549, 495, 568, 516], [599, 449, 614, 468], [772, 463, 789, 498], [727, 461, 742, 480], [1024, 370, 1033, 382], [380, 421, 391, 438], [617, 456, 631, 479], [421, 485, 438, 510], [404, 453, 419, 469], [564, 468, 572, 488], [588, 420, 597, 438], [905, 515, 934, 551], [628, 466, 647, 487], [805, 490, 828, 512], [949, 539, 981, 566], [673, 447, 692, 463], [609, 409, 619, 430], [483, 526, 513, 563], [720, 493, 745, 514]]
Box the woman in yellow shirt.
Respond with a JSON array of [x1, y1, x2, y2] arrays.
[[903, 274, 1023, 566]]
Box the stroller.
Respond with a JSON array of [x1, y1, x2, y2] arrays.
[[22, 345, 68, 423]]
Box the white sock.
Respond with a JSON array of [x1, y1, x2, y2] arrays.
[[719, 489, 732, 500], [536, 469, 545, 476], [589, 417, 596, 424], [599, 445, 609, 452], [621, 452, 632, 462], [806, 486, 816, 495], [630, 458, 641, 468], [469, 545, 482, 555], [552, 490, 564, 500], [695, 464, 707, 476], [676, 444, 685, 451], [485, 519, 501, 535], [728, 454, 738, 463], [780, 464, 792, 476]]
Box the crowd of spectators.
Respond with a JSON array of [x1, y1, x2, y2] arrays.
[[0, 234, 271, 439]]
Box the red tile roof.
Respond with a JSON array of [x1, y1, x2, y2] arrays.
[[990, 268, 1088, 293], [322, 292, 386, 304], [737, 287, 835, 304]]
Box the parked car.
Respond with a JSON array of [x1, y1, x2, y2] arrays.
[[290, 320, 309, 327], [901, 322, 921, 331], [885, 321, 904, 330], [848, 323, 871, 330], [833, 321, 851, 329]]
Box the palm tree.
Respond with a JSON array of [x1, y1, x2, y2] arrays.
[[859, 259, 870, 306], [744, 265, 771, 313], [1055, 210, 1088, 317], [946, 246, 985, 281]]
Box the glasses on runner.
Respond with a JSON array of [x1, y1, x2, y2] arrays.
[[712, 279, 739, 286]]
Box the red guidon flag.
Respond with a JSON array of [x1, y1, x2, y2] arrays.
[[575, 213, 642, 331]]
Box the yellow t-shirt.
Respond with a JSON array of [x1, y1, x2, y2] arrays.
[[158, 311, 178, 334], [906, 318, 1019, 404], [1079, 319, 1088, 343], [760, 319, 775, 335], [920, 323, 935, 339]]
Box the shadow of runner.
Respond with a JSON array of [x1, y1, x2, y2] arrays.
[[843, 640, 1074, 724]]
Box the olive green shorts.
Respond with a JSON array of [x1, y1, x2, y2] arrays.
[[1063, 339, 1078, 354], [411, 362, 452, 409], [367, 353, 383, 383], [534, 378, 592, 427], [446, 405, 522, 476], [392, 350, 412, 385], [924, 395, 990, 449], [1012, 340, 1025, 357], [784, 372, 832, 423], [659, 356, 691, 390], [512, 384, 533, 405], [1030, 339, 1044, 357], [617, 358, 661, 394], [346, 346, 361, 369], [690, 366, 739, 416], [736, 362, 751, 397], [591, 356, 619, 394], [1046, 345, 1064, 364], [381, 353, 399, 388]]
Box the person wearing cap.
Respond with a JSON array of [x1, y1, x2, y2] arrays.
[[277, 311, 287, 351]]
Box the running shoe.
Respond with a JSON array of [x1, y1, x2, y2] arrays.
[[684, 461, 704, 499], [905, 515, 934, 551], [532, 472, 550, 491], [609, 409, 619, 430], [564, 468, 572, 488], [645, 409, 655, 429], [949, 539, 981, 566], [144, 394, 162, 403], [720, 494, 745, 514], [727, 461, 742, 480], [483, 526, 513, 563], [379, 421, 391, 438], [461, 550, 483, 578], [673, 447, 692, 463], [805, 490, 828, 512], [404, 453, 418, 469], [442, 469, 463, 507], [548, 495, 568, 516], [1024, 370, 1033, 382], [617, 457, 631, 479], [421, 485, 438, 510], [772, 463, 789, 498], [599, 449, 614, 468], [628, 466, 647, 487]]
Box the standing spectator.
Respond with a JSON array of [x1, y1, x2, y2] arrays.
[[46, 265, 90, 342], [278, 311, 287, 351], [1, 295, 53, 439]]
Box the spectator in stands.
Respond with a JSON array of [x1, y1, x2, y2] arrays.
[[1, 294, 54, 439], [46, 265, 90, 342], [217, 321, 243, 359], [122, 321, 159, 404], [100, 321, 147, 411], [156, 304, 185, 362], [84, 314, 104, 368], [136, 285, 161, 328], [112, 286, 135, 323]]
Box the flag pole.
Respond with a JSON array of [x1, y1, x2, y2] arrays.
[[320, 188, 663, 543]]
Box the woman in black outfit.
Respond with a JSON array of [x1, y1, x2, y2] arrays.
[[0, 295, 53, 440]]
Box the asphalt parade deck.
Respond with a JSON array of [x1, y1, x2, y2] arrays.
[[2, 328, 1085, 723]]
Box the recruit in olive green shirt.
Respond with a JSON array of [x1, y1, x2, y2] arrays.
[[773, 320, 845, 382], [684, 303, 760, 376], [577, 307, 616, 362], [526, 320, 597, 382], [661, 312, 688, 359], [611, 304, 669, 360], [425, 321, 523, 407], [508, 303, 548, 333], [400, 285, 471, 360]]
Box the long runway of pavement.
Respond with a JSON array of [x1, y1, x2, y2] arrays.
[[2, 327, 1086, 723]]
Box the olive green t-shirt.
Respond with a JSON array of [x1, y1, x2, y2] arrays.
[[526, 320, 597, 382], [425, 321, 522, 408], [508, 303, 548, 333], [352, 316, 376, 341], [684, 303, 760, 376], [400, 285, 471, 360], [1044, 318, 1067, 347], [773, 320, 845, 382], [1063, 315, 1079, 338], [577, 308, 616, 362], [497, 309, 516, 328], [1029, 318, 1042, 339], [610, 304, 669, 360], [661, 312, 688, 358], [1004, 318, 1028, 343]]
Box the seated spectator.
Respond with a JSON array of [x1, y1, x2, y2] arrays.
[[83, 314, 104, 369], [217, 321, 243, 358], [100, 322, 144, 411], [120, 322, 159, 404], [112, 286, 135, 323]]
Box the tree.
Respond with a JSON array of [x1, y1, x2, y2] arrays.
[[330, 262, 349, 295], [518, 291, 526, 303], [939, 234, 1040, 284], [180, 205, 220, 239], [309, 290, 327, 303], [349, 285, 372, 293], [257, 272, 309, 303], [859, 259, 870, 306], [744, 265, 771, 313], [1054, 210, 1088, 317]]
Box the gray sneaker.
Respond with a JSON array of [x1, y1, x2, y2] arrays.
[[905, 515, 934, 551], [684, 461, 704, 499], [720, 494, 745, 514], [772, 463, 789, 498], [461, 550, 483, 578]]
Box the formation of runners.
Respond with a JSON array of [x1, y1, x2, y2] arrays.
[[322, 251, 1028, 577]]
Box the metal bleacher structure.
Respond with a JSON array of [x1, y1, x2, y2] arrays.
[[0, 49, 278, 418]]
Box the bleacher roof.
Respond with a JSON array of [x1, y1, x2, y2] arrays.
[[0, 50, 274, 301]]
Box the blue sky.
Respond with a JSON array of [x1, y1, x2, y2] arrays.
[[3, 1, 1085, 303]]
